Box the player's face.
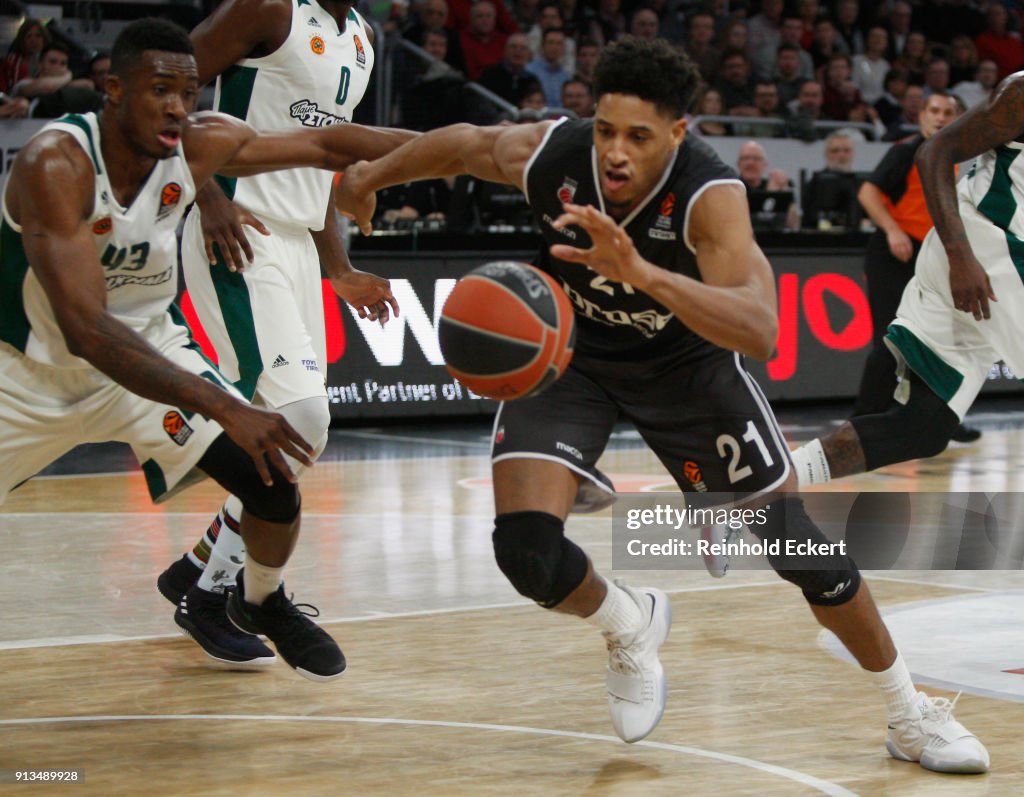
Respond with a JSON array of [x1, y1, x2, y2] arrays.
[[107, 50, 199, 159], [593, 93, 686, 217]]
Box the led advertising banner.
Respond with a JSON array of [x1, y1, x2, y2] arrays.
[[178, 244, 1019, 419]]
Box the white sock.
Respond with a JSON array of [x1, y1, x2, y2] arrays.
[[197, 497, 245, 593], [243, 556, 283, 606], [584, 580, 644, 636], [867, 652, 919, 722], [790, 439, 831, 486]]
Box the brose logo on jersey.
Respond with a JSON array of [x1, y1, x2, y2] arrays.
[[353, 34, 367, 67], [290, 99, 347, 128]]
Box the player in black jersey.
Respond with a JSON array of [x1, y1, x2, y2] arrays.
[[337, 37, 988, 772]]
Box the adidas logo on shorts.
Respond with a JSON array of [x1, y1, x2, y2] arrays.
[[271, 355, 289, 369]]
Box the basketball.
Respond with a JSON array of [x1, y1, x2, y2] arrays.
[[439, 262, 576, 400]]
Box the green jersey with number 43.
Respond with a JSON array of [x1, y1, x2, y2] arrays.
[[213, 0, 374, 231], [0, 112, 196, 369]]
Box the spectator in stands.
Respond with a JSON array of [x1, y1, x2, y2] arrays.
[[759, 16, 813, 83], [809, 18, 841, 72], [883, 83, 923, 141], [894, 31, 928, 86], [923, 58, 951, 99], [560, 77, 593, 117], [511, 0, 540, 31], [885, 2, 914, 62], [720, 19, 750, 58], [797, 0, 820, 52], [852, 26, 890, 105], [802, 130, 864, 230], [525, 27, 571, 107], [527, 3, 575, 74], [574, 38, 599, 84], [774, 43, 809, 107], [784, 78, 825, 140], [822, 53, 863, 121], [732, 80, 787, 138], [951, 58, 998, 110], [737, 140, 792, 192], [0, 92, 28, 117], [645, 0, 686, 46], [628, 7, 659, 42], [746, 0, 784, 74], [13, 42, 101, 118], [375, 175, 472, 231], [974, 2, 1024, 80], [460, 0, 508, 80], [833, 0, 862, 55], [1, 18, 49, 95], [555, 0, 581, 40], [714, 48, 756, 115], [691, 86, 730, 136], [85, 52, 110, 95], [518, 83, 546, 111], [480, 32, 539, 109], [447, 0, 519, 37], [947, 34, 979, 86], [684, 10, 721, 85], [873, 67, 909, 130], [737, 140, 799, 230], [583, 0, 626, 47], [405, 0, 454, 50]]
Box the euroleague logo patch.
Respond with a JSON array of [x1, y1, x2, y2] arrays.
[[683, 459, 708, 492], [311, 35, 325, 55], [156, 182, 183, 222], [354, 34, 367, 67], [163, 410, 194, 446], [92, 216, 112, 235]]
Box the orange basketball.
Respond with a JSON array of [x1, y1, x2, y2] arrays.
[[439, 262, 576, 400]]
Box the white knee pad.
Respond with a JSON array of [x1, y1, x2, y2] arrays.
[[274, 396, 330, 477]]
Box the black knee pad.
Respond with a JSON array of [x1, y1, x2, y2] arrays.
[[852, 372, 959, 471], [198, 433, 301, 524], [753, 497, 861, 606], [493, 511, 588, 608]]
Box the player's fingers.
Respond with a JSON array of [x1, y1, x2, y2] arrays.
[[252, 452, 273, 486], [383, 295, 399, 317], [376, 303, 391, 327], [267, 448, 299, 484], [550, 243, 589, 263], [245, 215, 270, 237], [978, 294, 991, 321], [205, 237, 218, 266], [232, 223, 256, 263]]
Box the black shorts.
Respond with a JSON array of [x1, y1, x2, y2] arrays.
[[491, 348, 792, 508]]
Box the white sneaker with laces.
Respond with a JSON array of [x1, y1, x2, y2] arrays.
[[886, 692, 989, 774], [700, 524, 744, 578], [603, 582, 672, 743]]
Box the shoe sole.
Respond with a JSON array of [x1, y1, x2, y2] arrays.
[[174, 613, 277, 668], [886, 740, 989, 774]]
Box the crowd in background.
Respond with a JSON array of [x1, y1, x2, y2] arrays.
[[0, 1, 1020, 228]]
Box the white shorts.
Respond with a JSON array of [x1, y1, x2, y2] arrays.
[[0, 312, 239, 504], [181, 208, 327, 409], [886, 201, 1024, 418]]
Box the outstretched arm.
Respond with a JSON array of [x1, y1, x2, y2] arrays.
[[11, 133, 313, 484], [916, 73, 1024, 319], [335, 121, 553, 233], [551, 183, 778, 360]]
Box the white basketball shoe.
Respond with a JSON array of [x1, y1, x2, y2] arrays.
[[603, 582, 672, 743], [700, 524, 744, 578], [886, 692, 990, 774]]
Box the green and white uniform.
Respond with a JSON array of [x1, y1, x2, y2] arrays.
[[0, 113, 239, 503], [182, 0, 374, 406], [887, 141, 1024, 418]]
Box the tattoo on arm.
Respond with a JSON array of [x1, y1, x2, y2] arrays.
[[822, 423, 867, 479]]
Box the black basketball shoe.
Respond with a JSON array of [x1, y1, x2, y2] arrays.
[[226, 569, 346, 682], [175, 586, 276, 667], [157, 554, 203, 606]]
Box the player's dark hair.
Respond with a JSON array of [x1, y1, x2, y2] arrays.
[[593, 36, 698, 118], [110, 18, 193, 76]]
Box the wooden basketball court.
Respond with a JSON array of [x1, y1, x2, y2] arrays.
[[2, 406, 1023, 796]]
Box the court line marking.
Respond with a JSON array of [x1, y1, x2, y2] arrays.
[[0, 713, 858, 796]]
